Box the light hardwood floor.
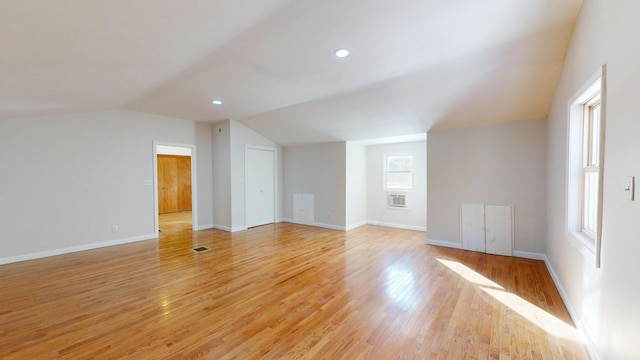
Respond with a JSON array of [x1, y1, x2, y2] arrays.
[[0, 219, 588, 359]]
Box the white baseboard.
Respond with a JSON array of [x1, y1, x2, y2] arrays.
[[425, 239, 462, 249], [0, 234, 157, 265], [313, 222, 346, 231], [513, 250, 547, 260], [346, 221, 368, 231], [212, 224, 231, 232], [280, 218, 293, 223], [367, 221, 426, 232], [195, 224, 214, 231], [542, 255, 600, 360], [211, 224, 247, 233]]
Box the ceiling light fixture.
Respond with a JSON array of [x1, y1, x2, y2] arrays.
[[334, 49, 350, 58], [211, 100, 222, 105]]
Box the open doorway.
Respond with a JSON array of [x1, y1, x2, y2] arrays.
[[153, 142, 197, 235]]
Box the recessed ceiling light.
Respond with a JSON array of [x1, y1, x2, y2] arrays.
[[211, 100, 222, 105], [334, 49, 350, 58]]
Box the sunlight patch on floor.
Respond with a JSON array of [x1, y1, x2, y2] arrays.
[[438, 258, 580, 342]]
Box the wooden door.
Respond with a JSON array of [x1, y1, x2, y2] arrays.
[[158, 155, 178, 213], [158, 155, 192, 214], [177, 156, 191, 211]]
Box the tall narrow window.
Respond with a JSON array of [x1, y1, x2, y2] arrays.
[[384, 153, 415, 191], [567, 65, 606, 267], [581, 95, 601, 239]]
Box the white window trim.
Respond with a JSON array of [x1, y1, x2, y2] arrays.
[[566, 65, 606, 268], [383, 152, 417, 192]]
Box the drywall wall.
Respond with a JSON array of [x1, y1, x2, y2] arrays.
[[283, 142, 346, 229], [230, 119, 282, 231], [0, 109, 214, 262], [427, 119, 547, 253], [366, 141, 427, 231], [546, 0, 640, 358], [345, 142, 367, 230], [212, 120, 232, 230], [194, 122, 214, 230]]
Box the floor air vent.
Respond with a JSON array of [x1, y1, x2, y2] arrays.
[[192, 246, 211, 253]]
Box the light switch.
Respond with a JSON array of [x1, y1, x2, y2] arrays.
[[625, 176, 635, 201]]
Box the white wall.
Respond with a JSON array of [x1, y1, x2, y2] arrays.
[[427, 119, 547, 253], [195, 122, 214, 230], [546, 1, 640, 358], [0, 109, 214, 262], [212, 120, 232, 230], [345, 142, 367, 230], [283, 142, 346, 229], [366, 141, 427, 231]]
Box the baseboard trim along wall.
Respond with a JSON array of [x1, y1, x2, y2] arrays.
[[196, 224, 214, 231], [542, 255, 601, 360], [368, 221, 426, 232], [346, 221, 368, 231], [0, 234, 157, 265], [313, 222, 346, 231], [425, 239, 462, 249]]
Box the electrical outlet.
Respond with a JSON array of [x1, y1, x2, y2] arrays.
[[143, 179, 152, 186], [112, 225, 118, 233]]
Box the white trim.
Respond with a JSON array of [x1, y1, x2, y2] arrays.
[[425, 239, 462, 249], [232, 226, 248, 232], [0, 234, 157, 265], [367, 221, 426, 232], [195, 224, 214, 231], [153, 141, 198, 235], [346, 221, 368, 231], [542, 255, 601, 360], [512, 251, 546, 261], [280, 218, 293, 223], [566, 65, 606, 268], [212, 224, 232, 232], [312, 222, 346, 231]]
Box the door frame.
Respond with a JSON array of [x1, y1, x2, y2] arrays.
[[153, 141, 198, 235], [244, 145, 277, 228]]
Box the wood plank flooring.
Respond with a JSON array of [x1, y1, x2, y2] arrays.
[[0, 221, 589, 359]]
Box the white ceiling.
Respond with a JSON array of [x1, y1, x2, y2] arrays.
[[1, 0, 582, 146]]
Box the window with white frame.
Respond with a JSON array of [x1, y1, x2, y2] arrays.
[[581, 93, 601, 239], [567, 65, 606, 267], [384, 153, 415, 191]]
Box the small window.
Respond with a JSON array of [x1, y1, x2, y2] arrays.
[[581, 94, 601, 239], [384, 153, 415, 191], [567, 65, 606, 267]]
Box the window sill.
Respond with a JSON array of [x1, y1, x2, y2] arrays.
[[567, 231, 596, 261]]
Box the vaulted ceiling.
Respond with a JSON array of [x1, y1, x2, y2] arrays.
[[1, 0, 582, 146]]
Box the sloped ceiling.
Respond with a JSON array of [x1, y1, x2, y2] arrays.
[[1, 0, 582, 146]]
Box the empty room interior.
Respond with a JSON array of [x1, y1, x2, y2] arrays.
[[0, 0, 638, 359]]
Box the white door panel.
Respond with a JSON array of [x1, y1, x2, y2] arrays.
[[246, 148, 275, 228]]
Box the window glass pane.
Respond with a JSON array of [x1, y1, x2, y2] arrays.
[[583, 171, 598, 236], [590, 104, 601, 166], [386, 172, 413, 189], [387, 155, 413, 172]]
